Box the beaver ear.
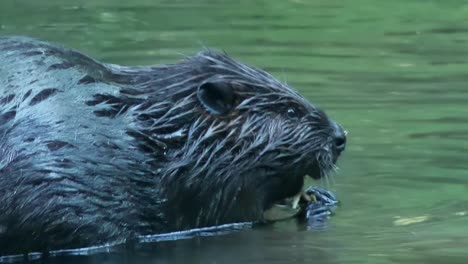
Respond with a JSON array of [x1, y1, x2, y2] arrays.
[[197, 82, 235, 115]]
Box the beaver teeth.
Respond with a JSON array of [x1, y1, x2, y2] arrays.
[[291, 192, 302, 209], [291, 190, 316, 209], [263, 174, 310, 221], [291, 174, 308, 209]]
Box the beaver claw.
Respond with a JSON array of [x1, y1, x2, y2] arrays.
[[304, 187, 339, 207], [263, 187, 339, 225], [299, 187, 339, 226]]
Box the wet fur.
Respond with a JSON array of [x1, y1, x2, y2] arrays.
[[0, 36, 338, 254]]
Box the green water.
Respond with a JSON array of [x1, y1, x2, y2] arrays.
[[1, 0, 468, 263]]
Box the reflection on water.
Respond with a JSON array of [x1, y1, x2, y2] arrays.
[[0, 223, 253, 263], [1, 0, 468, 263]]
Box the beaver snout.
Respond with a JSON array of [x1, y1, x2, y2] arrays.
[[331, 121, 346, 155]]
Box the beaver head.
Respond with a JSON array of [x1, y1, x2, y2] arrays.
[[120, 51, 346, 229]]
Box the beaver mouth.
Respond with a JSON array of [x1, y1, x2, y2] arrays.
[[291, 170, 323, 207], [262, 156, 336, 221], [263, 174, 324, 221], [305, 161, 324, 180]]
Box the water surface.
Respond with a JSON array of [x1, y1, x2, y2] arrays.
[[1, 0, 468, 263]]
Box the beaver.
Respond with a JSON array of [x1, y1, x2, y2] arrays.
[[0, 36, 346, 255]]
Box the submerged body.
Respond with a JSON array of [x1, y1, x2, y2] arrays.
[[0, 36, 346, 255]]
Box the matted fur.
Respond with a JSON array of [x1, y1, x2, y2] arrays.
[[0, 36, 341, 254]]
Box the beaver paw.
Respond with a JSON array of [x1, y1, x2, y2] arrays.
[[263, 187, 339, 225], [299, 187, 339, 227]]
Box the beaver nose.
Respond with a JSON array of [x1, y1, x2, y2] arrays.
[[331, 121, 346, 154]]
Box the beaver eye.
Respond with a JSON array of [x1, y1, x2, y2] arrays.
[[287, 108, 299, 118]]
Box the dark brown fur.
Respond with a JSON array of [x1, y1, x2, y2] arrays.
[[0, 36, 345, 255]]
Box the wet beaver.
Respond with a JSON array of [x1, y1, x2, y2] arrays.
[[0, 36, 346, 255]]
